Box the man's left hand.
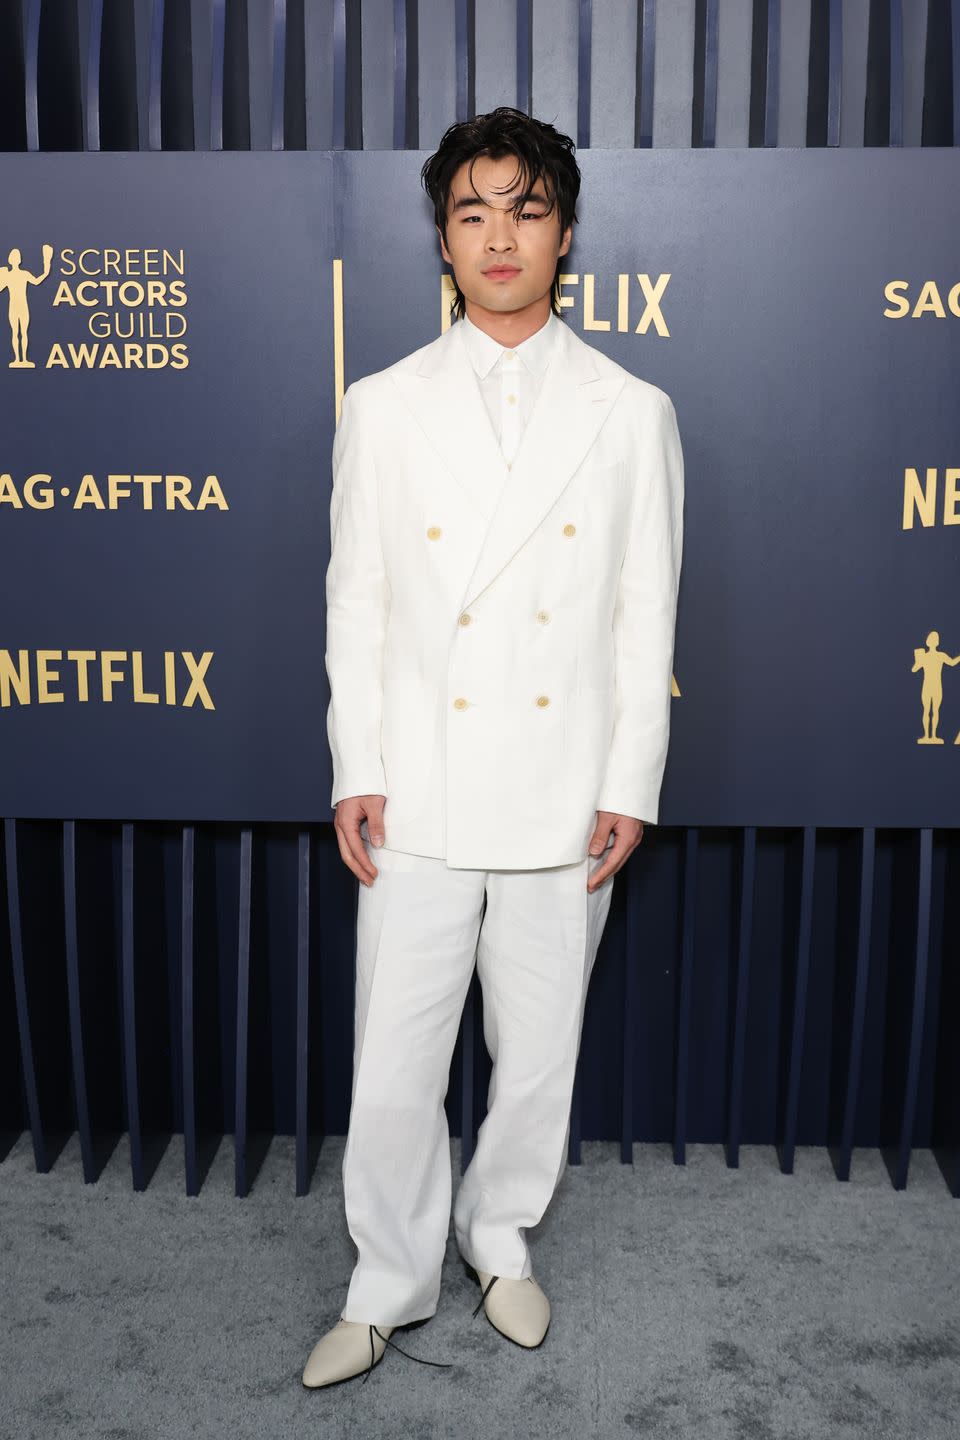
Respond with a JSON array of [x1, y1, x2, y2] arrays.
[[586, 810, 643, 892]]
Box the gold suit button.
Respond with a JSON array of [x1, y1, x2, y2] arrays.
[[535, 695, 550, 707], [453, 697, 469, 710], [563, 523, 576, 536], [427, 525, 442, 540], [536, 610, 550, 624], [507, 393, 517, 404], [458, 612, 472, 626]]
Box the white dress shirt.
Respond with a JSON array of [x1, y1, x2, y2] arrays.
[[457, 308, 561, 469]]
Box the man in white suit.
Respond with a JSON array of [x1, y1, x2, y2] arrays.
[[303, 107, 684, 1389]]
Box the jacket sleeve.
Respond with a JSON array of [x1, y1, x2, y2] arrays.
[[595, 388, 685, 825], [324, 381, 390, 810]]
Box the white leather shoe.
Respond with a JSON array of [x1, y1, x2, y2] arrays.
[[302, 1318, 395, 1388], [471, 1267, 551, 1348]]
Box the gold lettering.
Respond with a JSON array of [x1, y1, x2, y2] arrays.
[[181, 651, 214, 709], [36, 650, 63, 704]]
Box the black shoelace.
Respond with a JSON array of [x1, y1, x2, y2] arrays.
[[471, 1274, 500, 1318], [362, 1324, 454, 1382]]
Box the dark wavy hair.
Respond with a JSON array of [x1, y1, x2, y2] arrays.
[[420, 106, 581, 322]]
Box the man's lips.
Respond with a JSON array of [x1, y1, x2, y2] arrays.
[[484, 266, 520, 277]]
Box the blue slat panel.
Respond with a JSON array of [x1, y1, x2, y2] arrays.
[[826, 0, 842, 144], [619, 853, 639, 1162], [889, 829, 934, 1189], [636, 0, 656, 147], [833, 828, 876, 1180], [5, 819, 46, 1168], [361, 0, 394, 148], [248, 0, 274, 149], [393, 0, 410, 148], [673, 828, 698, 1165], [576, 0, 591, 147], [763, 0, 781, 145], [778, 827, 815, 1173], [234, 827, 253, 1196], [147, 0, 164, 148], [454, 0, 472, 121], [295, 829, 310, 1196], [62, 822, 94, 1181], [181, 826, 198, 1194], [474, 0, 517, 116], [954, 0, 960, 145], [271, 0, 286, 149], [79, 0, 101, 149], [460, 971, 477, 1172], [419, 0, 456, 152], [305, 0, 334, 149], [901, 0, 929, 145], [652, 0, 695, 146], [698, 0, 719, 146], [121, 823, 145, 1188], [839, 0, 869, 145], [133, 0, 154, 150], [209, 0, 226, 148], [591, 0, 638, 147], [528, 0, 577, 146], [24, 0, 41, 150], [189, 0, 214, 152], [777, 0, 811, 146], [714, 0, 751, 146], [725, 826, 756, 1167]]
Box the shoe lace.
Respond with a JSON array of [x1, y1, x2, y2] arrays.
[[471, 1274, 499, 1318], [362, 1324, 454, 1383]]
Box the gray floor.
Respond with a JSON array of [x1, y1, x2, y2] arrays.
[[2, 1131, 959, 1440]]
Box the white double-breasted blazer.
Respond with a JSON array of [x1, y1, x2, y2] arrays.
[[324, 312, 684, 870]]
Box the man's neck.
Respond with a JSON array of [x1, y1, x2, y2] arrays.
[[463, 299, 552, 349]]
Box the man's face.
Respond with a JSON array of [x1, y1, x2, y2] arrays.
[[437, 153, 572, 316]]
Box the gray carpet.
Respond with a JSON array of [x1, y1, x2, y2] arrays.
[[2, 1132, 959, 1439]]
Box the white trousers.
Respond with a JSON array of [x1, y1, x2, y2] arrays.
[[339, 840, 616, 1326]]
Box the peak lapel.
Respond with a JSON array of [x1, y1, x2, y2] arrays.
[[389, 316, 628, 613], [455, 319, 627, 611]]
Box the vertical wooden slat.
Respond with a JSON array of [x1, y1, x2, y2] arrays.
[[84, 0, 104, 149], [673, 828, 698, 1165], [63, 821, 94, 1180], [454, 0, 472, 122], [5, 819, 46, 1169], [516, 0, 532, 116], [460, 971, 477, 1172], [208, 0, 225, 149], [619, 854, 640, 1163], [270, 0, 286, 149], [121, 823, 145, 1188], [777, 827, 815, 1174], [725, 826, 756, 1168], [693, 0, 719, 146], [636, 0, 656, 146], [295, 828, 311, 1196], [888, 0, 904, 145], [764, 0, 782, 144], [833, 827, 875, 1180], [181, 825, 199, 1195], [577, 0, 592, 147], [234, 827, 253, 1196], [147, 0, 164, 149], [826, 0, 842, 144], [887, 829, 934, 1190], [24, 0, 41, 151]]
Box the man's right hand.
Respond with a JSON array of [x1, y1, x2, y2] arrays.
[[334, 794, 386, 886]]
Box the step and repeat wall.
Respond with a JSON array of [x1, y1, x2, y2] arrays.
[[0, 147, 957, 827]]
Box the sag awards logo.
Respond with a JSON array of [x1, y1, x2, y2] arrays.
[[914, 632, 960, 744], [0, 241, 189, 370]]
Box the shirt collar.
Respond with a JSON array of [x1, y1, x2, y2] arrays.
[[458, 308, 559, 381]]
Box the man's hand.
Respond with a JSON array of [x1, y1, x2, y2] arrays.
[[334, 794, 386, 886], [586, 810, 643, 892]]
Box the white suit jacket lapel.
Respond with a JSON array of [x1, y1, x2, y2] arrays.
[[389, 316, 628, 614]]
